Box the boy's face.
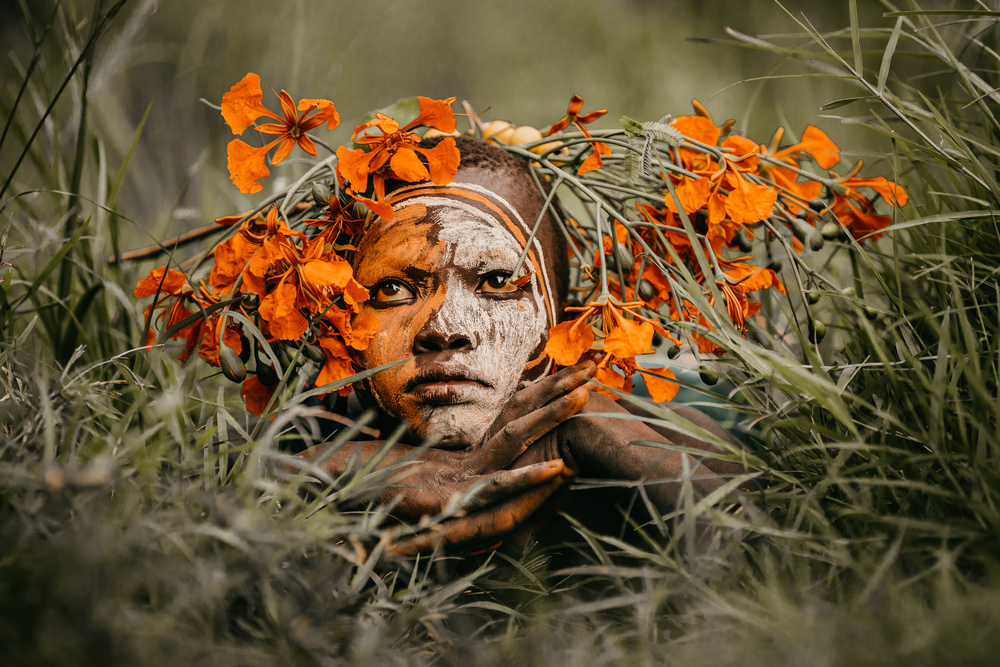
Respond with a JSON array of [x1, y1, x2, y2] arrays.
[[352, 196, 550, 448]]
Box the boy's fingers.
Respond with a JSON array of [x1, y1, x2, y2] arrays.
[[461, 459, 564, 511], [388, 476, 565, 556], [475, 386, 589, 471], [505, 360, 595, 416]]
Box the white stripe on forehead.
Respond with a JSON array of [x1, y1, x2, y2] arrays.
[[387, 182, 558, 326]]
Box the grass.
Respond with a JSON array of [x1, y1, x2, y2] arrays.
[[3, 1, 1000, 664]]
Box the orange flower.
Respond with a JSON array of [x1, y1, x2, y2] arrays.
[[544, 95, 612, 175], [544, 94, 607, 136], [826, 164, 908, 242], [134, 266, 204, 358], [316, 337, 355, 396], [545, 318, 596, 366], [768, 125, 841, 170], [222, 73, 340, 194], [545, 296, 679, 400], [336, 97, 461, 219]]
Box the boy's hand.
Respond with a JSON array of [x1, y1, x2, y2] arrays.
[[298, 362, 593, 553], [383, 362, 593, 541]]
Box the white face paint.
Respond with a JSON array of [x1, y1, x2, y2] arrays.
[[352, 199, 549, 448]]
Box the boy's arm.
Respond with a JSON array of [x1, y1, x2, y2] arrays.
[[514, 392, 746, 512]]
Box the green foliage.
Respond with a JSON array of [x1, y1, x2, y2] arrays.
[[4, 1, 1000, 664]]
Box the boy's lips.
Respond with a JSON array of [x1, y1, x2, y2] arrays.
[[406, 366, 492, 404]]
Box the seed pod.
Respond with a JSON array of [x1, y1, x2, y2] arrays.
[[311, 181, 331, 206], [238, 335, 251, 363], [699, 365, 719, 386], [842, 286, 856, 297], [807, 291, 822, 305], [863, 305, 880, 320], [606, 245, 633, 272], [667, 344, 681, 359], [810, 319, 827, 342], [652, 331, 663, 347], [821, 222, 842, 240], [637, 280, 656, 301], [276, 343, 294, 369], [767, 260, 783, 273], [256, 361, 279, 387], [219, 345, 247, 383], [303, 343, 326, 364], [809, 198, 827, 212]]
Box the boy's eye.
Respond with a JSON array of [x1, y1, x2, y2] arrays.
[[372, 280, 415, 303], [478, 272, 520, 294]]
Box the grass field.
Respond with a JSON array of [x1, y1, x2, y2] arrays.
[[3, 1, 1000, 664]]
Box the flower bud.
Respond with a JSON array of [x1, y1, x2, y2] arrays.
[[256, 362, 279, 387], [667, 344, 681, 359], [807, 291, 822, 305], [238, 334, 251, 363], [821, 222, 843, 240], [303, 343, 326, 364], [863, 305, 880, 320], [810, 319, 827, 342], [637, 280, 656, 301], [699, 365, 719, 385], [219, 345, 247, 383], [311, 181, 331, 206]]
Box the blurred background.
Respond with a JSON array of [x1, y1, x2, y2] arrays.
[[1, 0, 894, 253]]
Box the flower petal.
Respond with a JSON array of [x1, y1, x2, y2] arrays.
[[298, 98, 340, 129], [544, 319, 595, 366], [221, 73, 271, 135], [603, 318, 653, 359], [241, 375, 275, 417], [639, 367, 679, 403], [799, 125, 840, 169], [389, 147, 430, 182], [418, 137, 461, 185], [407, 96, 457, 132], [226, 138, 272, 194], [134, 266, 188, 298], [336, 145, 374, 193]]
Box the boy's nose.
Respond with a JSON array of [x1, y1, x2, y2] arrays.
[[413, 329, 474, 353], [412, 282, 478, 353]]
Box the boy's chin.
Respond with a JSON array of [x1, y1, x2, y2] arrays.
[[410, 403, 499, 450]]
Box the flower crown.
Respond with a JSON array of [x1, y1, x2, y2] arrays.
[[134, 73, 908, 417]]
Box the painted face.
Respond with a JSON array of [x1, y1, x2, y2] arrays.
[[352, 193, 551, 448]]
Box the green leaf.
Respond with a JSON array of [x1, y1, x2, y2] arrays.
[[821, 96, 872, 110], [641, 121, 684, 146], [849, 0, 863, 75], [877, 18, 903, 96], [619, 115, 645, 137]]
